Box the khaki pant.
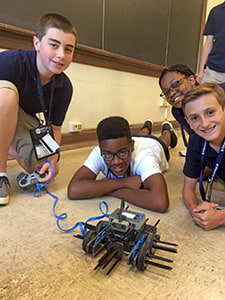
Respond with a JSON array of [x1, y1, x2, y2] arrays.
[[202, 66, 225, 84], [0, 80, 39, 168], [11, 107, 40, 167]]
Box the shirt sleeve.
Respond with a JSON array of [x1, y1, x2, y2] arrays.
[[203, 8, 215, 36], [0, 50, 22, 84], [83, 146, 107, 175], [135, 155, 162, 182]]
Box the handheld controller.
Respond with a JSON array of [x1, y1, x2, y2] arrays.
[[17, 171, 47, 189]]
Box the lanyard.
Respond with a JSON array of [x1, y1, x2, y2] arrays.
[[199, 139, 225, 201], [107, 166, 131, 178], [181, 125, 188, 147], [36, 75, 55, 125]]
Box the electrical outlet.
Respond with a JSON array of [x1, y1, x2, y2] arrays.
[[68, 122, 82, 133]]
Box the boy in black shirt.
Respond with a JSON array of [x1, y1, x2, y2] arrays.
[[0, 13, 77, 204]]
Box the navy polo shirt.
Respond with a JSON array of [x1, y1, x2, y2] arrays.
[[204, 2, 225, 72], [172, 107, 191, 134], [183, 133, 225, 181], [0, 49, 73, 126]]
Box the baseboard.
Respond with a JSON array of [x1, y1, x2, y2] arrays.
[[61, 120, 180, 151]]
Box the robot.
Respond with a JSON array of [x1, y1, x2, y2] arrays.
[[75, 199, 178, 275]]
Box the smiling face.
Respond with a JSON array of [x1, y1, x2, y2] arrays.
[[160, 71, 196, 108], [33, 27, 76, 83], [184, 94, 225, 148], [100, 137, 134, 177]]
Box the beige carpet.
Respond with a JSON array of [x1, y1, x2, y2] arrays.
[[1, 133, 225, 300]]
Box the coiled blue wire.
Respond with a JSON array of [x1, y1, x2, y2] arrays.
[[34, 160, 110, 236]]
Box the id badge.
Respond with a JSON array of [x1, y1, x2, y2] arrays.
[[30, 125, 59, 160]]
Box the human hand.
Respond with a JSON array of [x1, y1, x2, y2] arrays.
[[107, 176, 142, 198], [196, 70, 204, 84], [192, 202, 222, 230], [121, 176, 142, 190], [38, 161, 56, 183]]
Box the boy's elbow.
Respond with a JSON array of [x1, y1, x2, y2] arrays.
[[67, 187, 74, 200], [67, 183, 79, 200], [142, 194, 169, 213], [154, 195, 169, 213], [158, 202, 169, 213]]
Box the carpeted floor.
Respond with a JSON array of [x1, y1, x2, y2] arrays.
[[1, 132, 225, 300]]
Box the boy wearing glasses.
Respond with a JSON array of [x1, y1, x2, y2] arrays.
[[68, 116, 177, 212]]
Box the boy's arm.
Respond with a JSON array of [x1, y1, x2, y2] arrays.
[[182, 175, 199, 213], [52, 124, 62, 145], [67, 165, 142, 200], [182, 175, 225, 230], [108, 173, 169, 213], [39, 125, 61, 181], [196, 35, 213, 83]]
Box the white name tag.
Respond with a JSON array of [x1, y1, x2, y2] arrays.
[[40, 133, 59, 153]]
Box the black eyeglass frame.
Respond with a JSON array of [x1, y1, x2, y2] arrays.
[[101, 149, 130, 161], [160, 76, 186, 99]]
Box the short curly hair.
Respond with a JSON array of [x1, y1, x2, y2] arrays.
[[97, 116, 131, 142]]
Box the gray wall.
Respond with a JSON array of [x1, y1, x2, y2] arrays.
[[0, 0, 203, 71]]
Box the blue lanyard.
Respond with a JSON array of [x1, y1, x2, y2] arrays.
[[107, 166, 131, 178], [36, 75, 55, 124], [181, 125, 188, 147], [199, 139, 225, 201]]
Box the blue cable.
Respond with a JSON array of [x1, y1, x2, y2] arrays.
[[33, 159, 54, 197], [84, 201, 109, 224], [54, 200, 109, 236], [34, 160, 110, 236], [94, 230, 106, 245], [130, 235, 147, 259]]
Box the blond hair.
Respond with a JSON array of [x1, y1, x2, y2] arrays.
[[182, 83, 225, 112]]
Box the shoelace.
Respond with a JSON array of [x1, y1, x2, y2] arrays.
[[0, 176, 10, 188]]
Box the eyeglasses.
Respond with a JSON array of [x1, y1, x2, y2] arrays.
[[101, 149, 130, 161], [160, 77, 186, 99]]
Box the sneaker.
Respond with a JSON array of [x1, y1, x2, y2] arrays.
[[161, 121, 178, 148], [0, 176, 10, 205], [141, 119, 153, 135]]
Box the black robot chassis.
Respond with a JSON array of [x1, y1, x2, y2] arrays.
[[75, 200, 178, 275]]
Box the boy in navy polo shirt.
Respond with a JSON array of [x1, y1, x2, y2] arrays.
[[0, 13, 77, 205], [182, 83, 225, 230]]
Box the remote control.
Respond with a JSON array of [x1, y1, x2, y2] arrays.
[[17, 171, 47, 188]]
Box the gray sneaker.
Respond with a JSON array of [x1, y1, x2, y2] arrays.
[[0, 176, 10, 205]]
